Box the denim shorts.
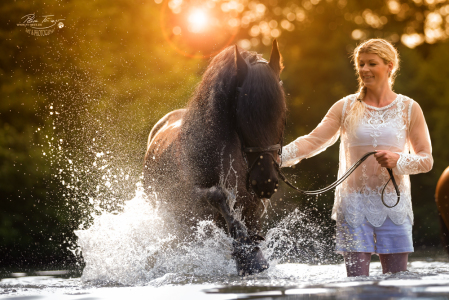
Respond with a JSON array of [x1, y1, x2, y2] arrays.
[[335, 217, 414, 254]]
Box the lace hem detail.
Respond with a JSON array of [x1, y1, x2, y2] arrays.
[[281, 144, 301, 167], [336, 188, 413, 228], [395, 152, 432, 175]]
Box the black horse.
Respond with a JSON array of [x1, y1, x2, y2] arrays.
[[144, 40, 286, 275]]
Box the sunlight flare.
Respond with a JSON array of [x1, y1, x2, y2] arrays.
[[188, 8, 208, 32]]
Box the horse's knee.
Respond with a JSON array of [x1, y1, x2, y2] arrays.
[[229, 219, 249, 241], [204, 186, 228, 210]]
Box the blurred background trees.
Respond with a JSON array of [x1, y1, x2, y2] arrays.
[[1, 0, 448, 269]]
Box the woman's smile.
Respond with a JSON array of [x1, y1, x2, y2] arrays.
[[358, 53, 392, 88]]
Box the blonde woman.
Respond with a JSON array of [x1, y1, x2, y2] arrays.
[[281, 39, 433, 276]]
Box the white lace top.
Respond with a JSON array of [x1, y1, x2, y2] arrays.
[[282, 94, 433, 228]]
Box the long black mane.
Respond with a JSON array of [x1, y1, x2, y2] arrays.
[[180, 45, 286, 185]]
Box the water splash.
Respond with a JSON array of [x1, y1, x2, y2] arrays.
[[263, 208, 339, 265], [75, 185, 340, 285], [75, 186, 236, 285]]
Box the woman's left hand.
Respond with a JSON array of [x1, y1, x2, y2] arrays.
[[374, 150, 400, 168]]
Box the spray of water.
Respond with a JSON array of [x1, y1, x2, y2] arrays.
[[73, 183, 339, 286], [75, 184, 237, 285]]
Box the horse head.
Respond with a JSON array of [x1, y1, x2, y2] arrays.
[[234, 40, 286, 199]]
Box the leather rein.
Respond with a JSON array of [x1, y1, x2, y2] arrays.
[[241, 144, 401, 208], [275, 152, 401, 208]]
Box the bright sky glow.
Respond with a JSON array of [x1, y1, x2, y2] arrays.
[[188, 8, 208, 32]]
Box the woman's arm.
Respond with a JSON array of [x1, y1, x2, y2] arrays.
[[393, 101, 433, 175], [281, 99, 345, 167]]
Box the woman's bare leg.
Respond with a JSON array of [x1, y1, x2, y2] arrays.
[[379, 253, 408, 274], [344, 252, 371, 277]]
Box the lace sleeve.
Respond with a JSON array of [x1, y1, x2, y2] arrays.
[[281, 98, 345, 167], [394, 101, 433, 175]]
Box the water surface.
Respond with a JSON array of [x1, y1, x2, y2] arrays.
[[3, 191, 448, 299], [2, 259, 449, 299]]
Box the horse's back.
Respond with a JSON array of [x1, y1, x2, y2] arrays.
[[436, 167, 449, 228], [145, 108, 185, 167], [147, 109, 185, 148], [436, 166, 449, 254], [144, 109, 185, 194], [146, 109, 185, 159]]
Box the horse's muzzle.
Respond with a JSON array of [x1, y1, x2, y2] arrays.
[[246, 152, 280, 198], [250, 177, 279, 199]]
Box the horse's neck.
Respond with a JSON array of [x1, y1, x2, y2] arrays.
[[187, 104, 233, 133]]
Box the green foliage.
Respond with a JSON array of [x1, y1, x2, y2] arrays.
[[1, 0, 204, 268]]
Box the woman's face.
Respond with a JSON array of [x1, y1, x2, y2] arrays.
[[357, 53, 393, 89]]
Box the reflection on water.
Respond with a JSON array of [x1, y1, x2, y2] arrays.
[[1, 260, 449, 299]]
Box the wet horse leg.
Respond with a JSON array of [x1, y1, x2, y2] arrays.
[[199, 186, 248, 240], [194, 186, 269, 275]]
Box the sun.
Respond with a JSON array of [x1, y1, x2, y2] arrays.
[[188, 8, 208, 32]]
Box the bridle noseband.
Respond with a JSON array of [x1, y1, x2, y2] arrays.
[[243, 144, 282, 192]]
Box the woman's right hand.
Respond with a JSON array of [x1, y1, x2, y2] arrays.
[[374, 150, 400, 169]]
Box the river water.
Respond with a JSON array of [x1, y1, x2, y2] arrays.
[[2, 259, 449, 299], [2, 190, 449, 299]]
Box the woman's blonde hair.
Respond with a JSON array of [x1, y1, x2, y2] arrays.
[[344, 39, 400, 136]]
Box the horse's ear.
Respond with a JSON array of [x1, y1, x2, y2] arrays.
[[269, 39, 284, 76], [235, 45, 248, 88]]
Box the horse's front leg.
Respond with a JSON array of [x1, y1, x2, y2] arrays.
[[194, 186, 269, 276]]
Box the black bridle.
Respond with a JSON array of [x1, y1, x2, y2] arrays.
[[243, 144, 282, 191], [234, 60, 400, 208]]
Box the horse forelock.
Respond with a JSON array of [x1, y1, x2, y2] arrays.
[[236, 62, 286, 147]]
